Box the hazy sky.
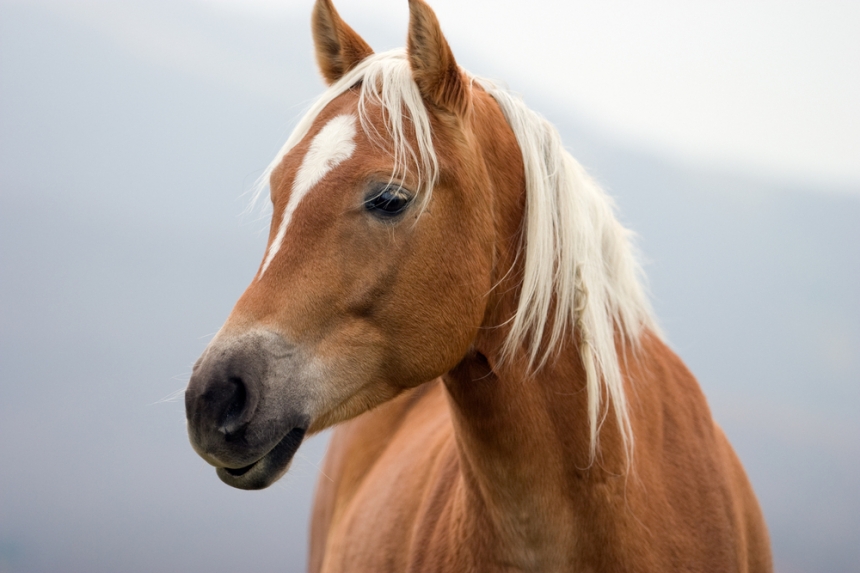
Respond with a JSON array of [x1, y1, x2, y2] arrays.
[[38, 0, 860, 189], [204, 0, 859, 190]]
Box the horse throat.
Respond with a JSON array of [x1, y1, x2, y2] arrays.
[[442, 341, 630, 569]]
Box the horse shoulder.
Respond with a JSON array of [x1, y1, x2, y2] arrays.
[[713, 423, 774, 572], [624, 333, 771, 571]]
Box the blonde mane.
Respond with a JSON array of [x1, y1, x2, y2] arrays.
[[256, 48, 658, 458], [482, 80, 658, 459]]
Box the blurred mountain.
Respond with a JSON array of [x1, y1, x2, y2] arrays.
[[1, 2, 857, 573]]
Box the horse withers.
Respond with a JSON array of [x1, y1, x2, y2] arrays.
[[185, 1, 772, 571]]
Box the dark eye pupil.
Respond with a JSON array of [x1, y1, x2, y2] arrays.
[[365, 187, 411, 216]]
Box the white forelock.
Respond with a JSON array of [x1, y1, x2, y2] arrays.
[[253, 49, 437, 213]]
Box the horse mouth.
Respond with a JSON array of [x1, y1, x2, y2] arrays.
[[215, 426, 307, 490]]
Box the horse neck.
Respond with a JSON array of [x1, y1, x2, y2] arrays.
[[443, 341, 633, 570], [438, 96, 631, 567]]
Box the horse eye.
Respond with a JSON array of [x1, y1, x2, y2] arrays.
[[364, 186, 412, 218]]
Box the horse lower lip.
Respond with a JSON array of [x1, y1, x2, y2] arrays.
[[224, 462, 256, 477], [217, 426, 307, 489]]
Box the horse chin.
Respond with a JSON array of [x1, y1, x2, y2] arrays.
[[215, 426, 307, 490]]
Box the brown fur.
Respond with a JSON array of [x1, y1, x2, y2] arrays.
[[311, 334, 772, 572], [205, 1, 772, 570]]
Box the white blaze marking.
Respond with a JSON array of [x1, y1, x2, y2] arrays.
[[258, 114, 357, 278]]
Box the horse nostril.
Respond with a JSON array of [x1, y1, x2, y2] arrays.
[[218, 376, 248, 436]]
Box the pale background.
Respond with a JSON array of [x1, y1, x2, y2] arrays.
[[0, 1, 858, 572]]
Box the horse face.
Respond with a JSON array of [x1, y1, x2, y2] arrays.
[[185, 87, 498, 489]]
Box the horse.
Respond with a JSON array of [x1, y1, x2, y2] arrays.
[[184, 0, 772, 570]]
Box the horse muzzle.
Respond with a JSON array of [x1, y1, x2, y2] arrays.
[[185, 329, 312, 490]]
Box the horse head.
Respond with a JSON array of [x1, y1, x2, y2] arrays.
[[185, 0, 523, 490]]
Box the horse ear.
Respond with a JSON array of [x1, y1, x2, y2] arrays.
[[407, 0, 470, 116], [312, 0, 374, 85]]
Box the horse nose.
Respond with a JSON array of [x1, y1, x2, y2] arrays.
[[186, 373, 254, 436], [185, 330, 296, 466], [185, 348, 263, 445]]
